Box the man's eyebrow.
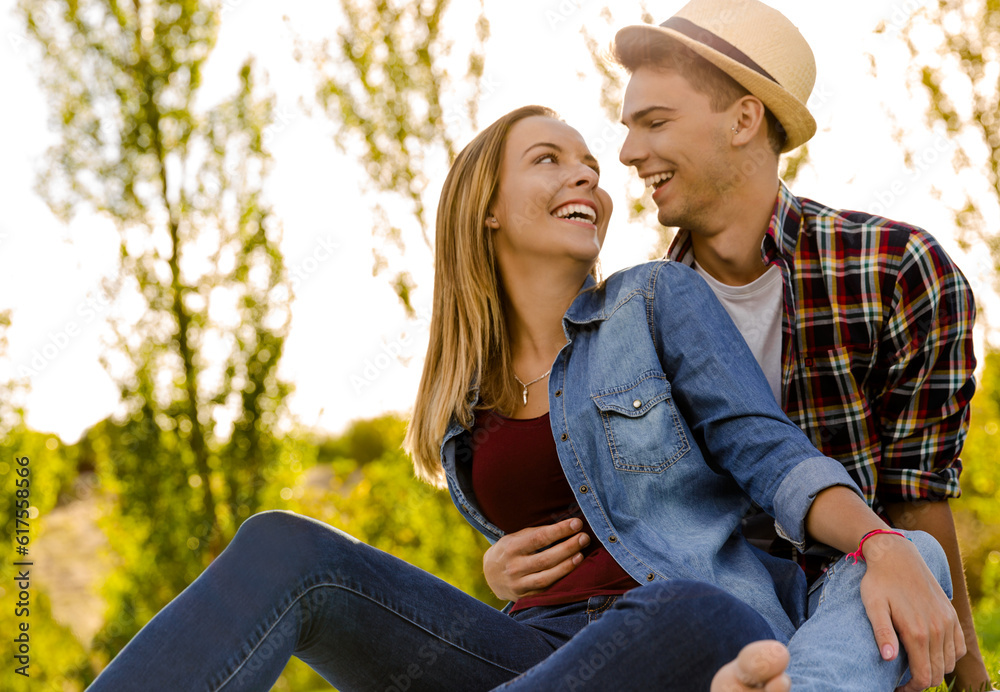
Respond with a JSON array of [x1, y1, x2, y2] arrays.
[[621, 105, 677, 126]]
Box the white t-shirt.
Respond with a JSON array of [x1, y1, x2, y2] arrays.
[[693, 262, 784, 404]]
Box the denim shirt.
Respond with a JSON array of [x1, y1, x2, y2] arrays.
[[439, 261, 862, 641]]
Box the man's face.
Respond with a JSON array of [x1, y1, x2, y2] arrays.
[[619, 66, 737, 231]]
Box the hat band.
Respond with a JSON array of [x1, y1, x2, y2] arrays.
[[661, 17, 780, 86]]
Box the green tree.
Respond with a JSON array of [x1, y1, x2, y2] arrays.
[[18, 0, 291, 675], [299, 0, 489, 313], [890, 1, 1000, 290]]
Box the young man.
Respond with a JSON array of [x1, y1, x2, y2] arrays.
[[484, 0, 991, 690]]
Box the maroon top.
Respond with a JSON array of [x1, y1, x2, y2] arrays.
[[470, 410, 638, 611]]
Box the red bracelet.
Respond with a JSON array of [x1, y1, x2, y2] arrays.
[[845, 529, 910, 564]]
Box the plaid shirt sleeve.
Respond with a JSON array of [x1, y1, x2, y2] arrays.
[[872, 228, 976, 504]]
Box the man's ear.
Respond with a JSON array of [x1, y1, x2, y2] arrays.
[[731, 95, 767, 146]]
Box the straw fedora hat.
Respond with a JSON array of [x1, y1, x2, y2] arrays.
[[615, 0, 816, 152]]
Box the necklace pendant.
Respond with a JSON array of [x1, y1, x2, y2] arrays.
[[522, 386, 529, 406]]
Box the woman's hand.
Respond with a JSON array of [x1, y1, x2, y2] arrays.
[[483, 518, 590, 601], [859, 533, 966, 692]]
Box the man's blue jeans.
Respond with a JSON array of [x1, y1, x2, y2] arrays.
[[88, 510, 775, 691], [786, 529, 953, 691]]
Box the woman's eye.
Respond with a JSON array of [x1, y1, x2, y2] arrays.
[[535, 153, 558, 164], [650, 120, 667, 129]]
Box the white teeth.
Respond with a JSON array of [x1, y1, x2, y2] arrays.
[[643, 171, 675, 188], [552, 203, 597, 224]]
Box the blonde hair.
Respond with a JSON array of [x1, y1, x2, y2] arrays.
[[405, 105, 560, 486]]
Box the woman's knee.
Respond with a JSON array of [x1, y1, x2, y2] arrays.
[[230, 510, 355, 565]]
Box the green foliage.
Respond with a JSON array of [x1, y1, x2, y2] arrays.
[[300, 0, 489, 312], [18, 0, 293, 673], [941, 348, 1000, 689], [953, 350, 1000, 606], [892, 1, 1000, 288], [0, 590, 91, 692]]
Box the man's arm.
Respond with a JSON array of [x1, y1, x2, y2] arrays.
[[872, 230, 990, 689], [886, 500, 993, 691]]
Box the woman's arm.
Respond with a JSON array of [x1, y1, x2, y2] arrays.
[[806, 486, 966, 692]]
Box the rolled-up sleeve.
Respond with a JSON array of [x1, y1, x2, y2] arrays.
[[772, 456, 863, 550]]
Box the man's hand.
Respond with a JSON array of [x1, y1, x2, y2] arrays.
[[858, 533, 966, 692], [483, 518, 590, 601]]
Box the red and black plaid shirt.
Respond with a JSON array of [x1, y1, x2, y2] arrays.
[[669, 182, 976, 569]]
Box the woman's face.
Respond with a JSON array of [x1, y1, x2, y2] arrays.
[[490, 116, 612, 269]]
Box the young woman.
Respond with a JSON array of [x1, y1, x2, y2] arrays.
[[88, 106, 960, 692]]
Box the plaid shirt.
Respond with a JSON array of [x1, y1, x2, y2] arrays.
[[668, 182, 976, 525]]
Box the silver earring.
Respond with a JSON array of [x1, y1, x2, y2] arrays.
[[731, 125, 741, 134]]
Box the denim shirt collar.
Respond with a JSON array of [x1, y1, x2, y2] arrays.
[[561, 274, 610, 327]]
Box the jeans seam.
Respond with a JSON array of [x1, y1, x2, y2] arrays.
[[586, 595, 618, 623], [213, 582, 523, 690]]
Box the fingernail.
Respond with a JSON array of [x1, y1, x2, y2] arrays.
[[881, 644, 894, 660], [569, 518, 582, 530], [572, 553, 583, 564]]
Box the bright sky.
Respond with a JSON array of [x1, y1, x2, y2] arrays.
[[0, 0, 992, 443]]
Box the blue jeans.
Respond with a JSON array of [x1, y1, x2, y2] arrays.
[[786, 530, 953, 691], [88, 510, 776, 691]]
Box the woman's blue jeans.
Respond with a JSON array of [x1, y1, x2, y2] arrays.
[[88, 510, 775, 691]]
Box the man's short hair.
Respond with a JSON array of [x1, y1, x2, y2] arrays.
[[612, 33, 787, 155]]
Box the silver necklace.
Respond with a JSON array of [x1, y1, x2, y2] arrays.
[[513, 369, 551, 406]]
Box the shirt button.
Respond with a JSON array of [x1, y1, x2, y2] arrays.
[[646, 573, 655, 581], [560, 433, 568, 441], [608, 535, 617, 543], [579, 485, 589, 493], [555, 389, 562, 397], [632, 399, 642, 409]]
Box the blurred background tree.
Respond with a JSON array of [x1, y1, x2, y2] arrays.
[[298, 0, 489, 314], [16, 0, 291, 677], [890, 0, 1000, 293], [886, 0, 1000, 678], [1, 0, 998, 690]]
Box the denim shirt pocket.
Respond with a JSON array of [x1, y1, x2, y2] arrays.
[[592, 371, 691, 473]]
